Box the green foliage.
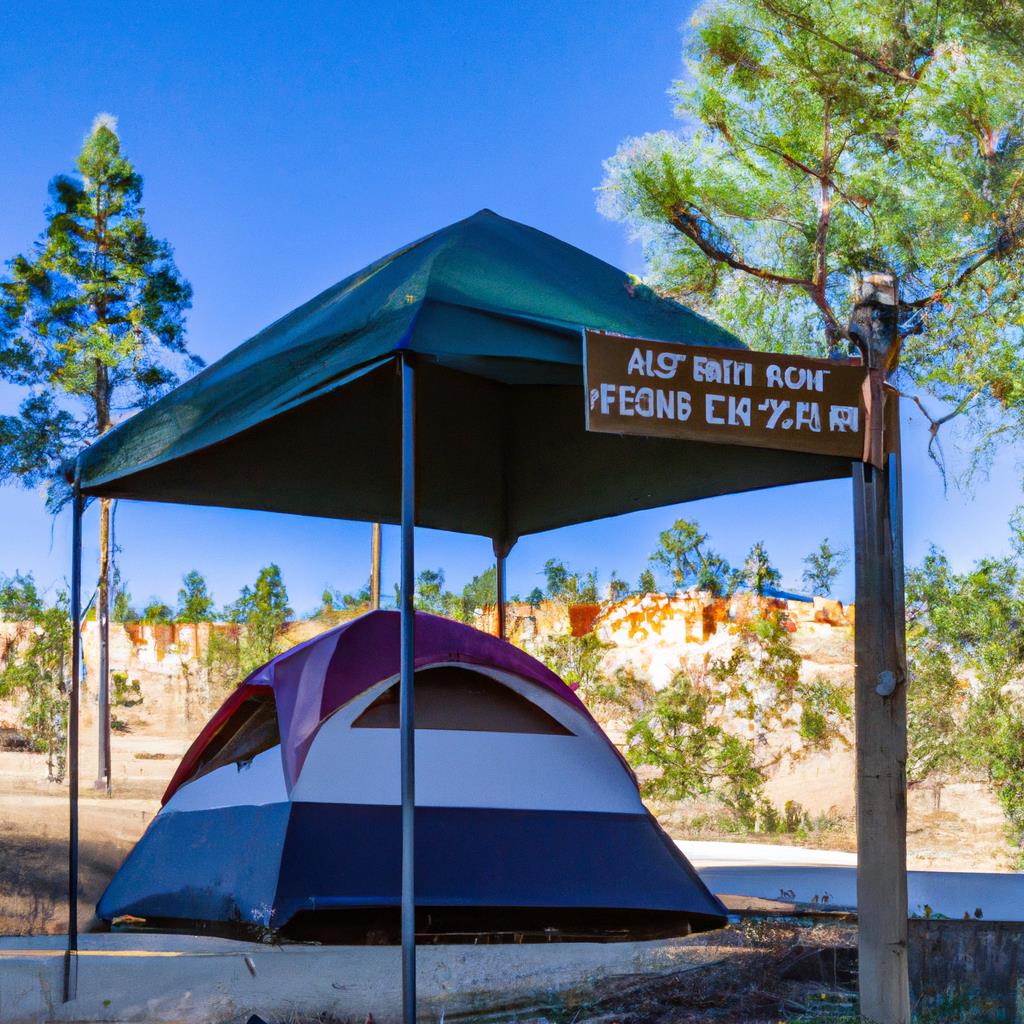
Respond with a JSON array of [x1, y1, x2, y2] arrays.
[[906, 545, 1024, 856], [739, 540, 780, 596], [542, 559, 600, 603], [459, 565, 497, 618], [625, 616, 835, 829], [525, 586, 545, 608], [412, 568, 450, 615], [709, 614, 804, 723], [538, 630, 611, 698], [601, 1, 1024, 472], [802, 538, 850, 597], [0, 585, 70, 781], [230, 564, 292, 674], [608, 572, 630, 601], [140, 600, 173, 625], [176, 570, 214, 624], [205, 627, 242, 696], [0, 115, 198, 505], [112, 585, 136, 623], [0, 571, 44, 621], [648, 518, 735, 595], [111, 671, 142, 708], [637, 568, 657, 595], [626, 669, 766, 825], [319, 580, 371, 616], [798, 675, 853, 750]]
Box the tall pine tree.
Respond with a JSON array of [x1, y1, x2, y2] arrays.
[[0, 115, 199, 782], [601, 1, 1024, 475]]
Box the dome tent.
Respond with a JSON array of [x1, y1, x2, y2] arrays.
[[98, 611, 727, 941]]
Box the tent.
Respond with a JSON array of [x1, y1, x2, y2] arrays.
[[97, 611, 728, 940]]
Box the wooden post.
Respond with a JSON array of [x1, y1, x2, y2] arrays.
[[96, 498, 111, 794], [370, 521, 382, 610], [851, 272, 910, 1024]]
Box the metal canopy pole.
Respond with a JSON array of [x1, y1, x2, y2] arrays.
[[399, 353, 417, 1024], [495, 554, 506, 639], [64, 484, 83, 1004], [493, 540, 511, 640]]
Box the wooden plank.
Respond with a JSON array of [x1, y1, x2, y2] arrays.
[[852, 415, 910, 1022], [584, 330, 867, 459]]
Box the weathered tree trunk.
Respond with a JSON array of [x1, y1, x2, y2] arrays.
[[96, 496, 111, 794], [850, 271, 910, 1024], [370, 522, 382, 610], [94, 357, 112, 794]]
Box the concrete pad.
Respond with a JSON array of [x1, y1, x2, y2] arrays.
[[0, 932, 720, 1024]]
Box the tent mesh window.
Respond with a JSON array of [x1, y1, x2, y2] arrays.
[[352, 666, 572, 735], [189, 693, 281, 781]]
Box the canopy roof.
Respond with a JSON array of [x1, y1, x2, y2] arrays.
[[75, 209, 849, 543]]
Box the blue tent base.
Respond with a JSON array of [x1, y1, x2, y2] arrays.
[[98, 803, 727, 942]]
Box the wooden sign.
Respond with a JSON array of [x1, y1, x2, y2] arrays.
[[583, 330, 869, 460]]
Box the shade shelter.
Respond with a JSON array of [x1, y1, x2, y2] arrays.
[[64, 210, 907, 1022]]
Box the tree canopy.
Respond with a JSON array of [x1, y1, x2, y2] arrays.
[[177, 570, 214, 624], [1, 115, 198, 500], [602, 0, 1024, 472], [802, 538, 850, 596]]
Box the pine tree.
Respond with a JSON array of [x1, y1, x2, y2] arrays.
[[648, 518, 733, 596], [637, 568, 658, 595], [232, 565, 292, 673], [1, 115, 198, 767], [177, 570, 214, 624], [602, 2, 1024, 473], [742, 541, 781, 596], [802, 538, 850, 597]]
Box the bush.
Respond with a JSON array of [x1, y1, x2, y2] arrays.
[[112, 672, 143, 707]]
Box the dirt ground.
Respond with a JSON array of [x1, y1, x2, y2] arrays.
[[550, 920, 859, 1024]]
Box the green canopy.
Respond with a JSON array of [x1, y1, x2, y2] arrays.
[[75, 209, 848, 546]]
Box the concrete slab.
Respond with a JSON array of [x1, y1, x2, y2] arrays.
[[0, 932, 721, 1024]]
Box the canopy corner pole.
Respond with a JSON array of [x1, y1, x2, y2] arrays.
[[496, 555, 506, 639], [399, 353, 417, 1024], [852, 419, 909, 1024], [492, 539, 512, 641], [64, 481, 83, 1004]]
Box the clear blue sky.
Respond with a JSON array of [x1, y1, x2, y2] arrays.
[[1, 1, 1019, 615]]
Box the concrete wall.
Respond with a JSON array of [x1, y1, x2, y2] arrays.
[[910, 919, 1024, 1020]]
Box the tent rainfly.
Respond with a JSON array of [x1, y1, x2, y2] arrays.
[[97, 610, 728, 940]]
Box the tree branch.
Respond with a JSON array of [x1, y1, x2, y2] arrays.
[[669, 205, 845, 341], [761, 0, 934, 84], [813, 100, 833, 302], [903, 247, 1003, 308], [668, 207, 812, 288]]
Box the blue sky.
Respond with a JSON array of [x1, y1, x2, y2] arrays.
[[1, 1, 1020, 615]]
